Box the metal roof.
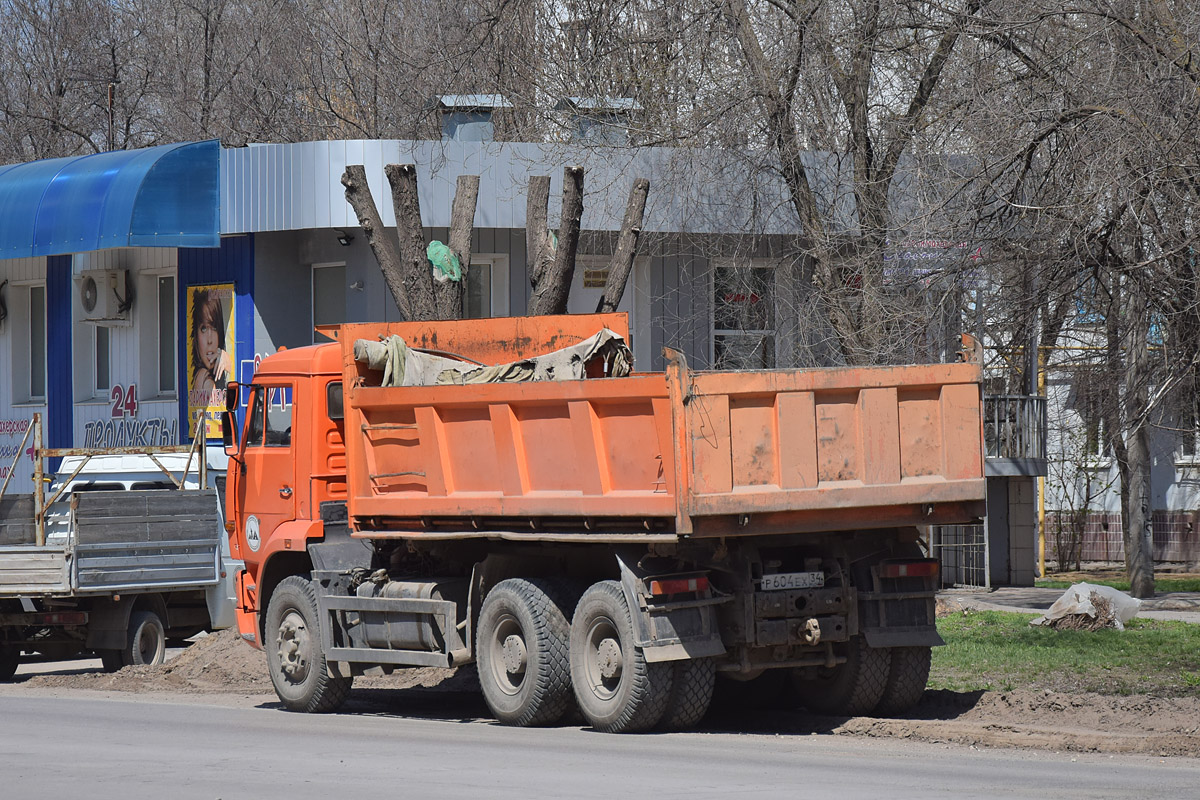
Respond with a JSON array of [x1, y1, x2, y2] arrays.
[[0, 140, 220, 259], [438, 95, 513, 110], [219, 140, 805, 235], [554, 97, 642, 112]]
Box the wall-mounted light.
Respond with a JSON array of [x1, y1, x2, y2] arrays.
[[349, 280, 364, 291], [336, 230, 354, 247]]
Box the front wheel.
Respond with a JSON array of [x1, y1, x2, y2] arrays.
[[264, 576, 352, 713], [570, 581, 673, 733]]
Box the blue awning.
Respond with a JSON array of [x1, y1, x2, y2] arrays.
[[0, 140, 220, 259]]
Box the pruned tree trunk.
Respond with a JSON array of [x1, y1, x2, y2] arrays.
[[1105, 273, 1156, 599], [439, 174, 480, 319], [385, 163, 437, 320], [341, 165, 412, 320], [596, 177, 649, 314], [528, 166, 584, 316], [525, 175, 553, 292]]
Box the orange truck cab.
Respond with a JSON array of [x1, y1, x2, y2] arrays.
[[223, 313, 985, 730]]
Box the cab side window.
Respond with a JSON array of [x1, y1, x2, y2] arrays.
[[246, 387, 265, 447], [265, 390, 293, 446]]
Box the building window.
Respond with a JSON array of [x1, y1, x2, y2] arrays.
[[1179, 374, 1199, 462], [29, 284, 47, 400], [465, 255, 510, 319], [158, 276, 176, 393], [94, 325, 110, 394], [1069, 371, 1108, 460], [312, 263, 346, 343], [712, 259, 776, 369]]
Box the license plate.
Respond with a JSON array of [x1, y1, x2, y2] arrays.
[[760, 571, 824, 591]]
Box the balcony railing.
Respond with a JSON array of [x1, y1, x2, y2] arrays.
[[983, 394, 1047, 476]]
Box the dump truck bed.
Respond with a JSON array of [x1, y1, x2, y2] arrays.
[[339, 317, 985, 540]]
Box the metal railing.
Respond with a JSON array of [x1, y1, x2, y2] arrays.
[[983, 395, 1047, 461], [983, 394, 1047, 477], [929, 523, 989, 589]]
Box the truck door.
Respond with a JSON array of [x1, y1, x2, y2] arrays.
[[235, 383, 296, 566]]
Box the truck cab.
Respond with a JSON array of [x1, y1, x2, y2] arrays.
[[224, 342, 347, 648]]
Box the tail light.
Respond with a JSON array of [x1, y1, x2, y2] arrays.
[[648, 575, 710, 595]]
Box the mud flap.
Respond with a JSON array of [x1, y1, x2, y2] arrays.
[[617, 557, 726, 663]]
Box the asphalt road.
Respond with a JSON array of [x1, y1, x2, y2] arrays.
[[2, 692, 1199, 800]]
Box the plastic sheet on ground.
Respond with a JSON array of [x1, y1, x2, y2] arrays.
[[1030, 582, 1142, 631]]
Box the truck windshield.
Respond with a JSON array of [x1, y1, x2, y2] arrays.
[[246, 385, 292, 447]]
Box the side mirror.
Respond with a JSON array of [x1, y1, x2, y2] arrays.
[[225, 381, 240, 411], [222, 410, 239, 456]]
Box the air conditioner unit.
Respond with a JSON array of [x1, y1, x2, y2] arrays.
[[79, 270, 131, 325]]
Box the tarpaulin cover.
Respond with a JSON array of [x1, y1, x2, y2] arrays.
[[353, 328, 633, 386], [0, 140, 220, 258]]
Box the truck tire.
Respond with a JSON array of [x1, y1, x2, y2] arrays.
[[265, 575, 352, 713], [0, 645, 19, 681], [570, 580, 673, 733], [125, 610, 166, 666], [658, 656, 716, 730], [477, 578, 574, 727], [873, 646, 932, 716], [792, 635, 890, 716]]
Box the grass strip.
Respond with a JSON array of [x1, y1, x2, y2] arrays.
[[1036, 577, 1200, 593], [930, 610, 1200, 696]]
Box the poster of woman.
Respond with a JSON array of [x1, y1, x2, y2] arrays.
[[187, 284, 235, 439]]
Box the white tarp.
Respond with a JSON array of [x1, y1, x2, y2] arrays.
[[1030, 582, 1142, 631], [353, 328, 633, 387]]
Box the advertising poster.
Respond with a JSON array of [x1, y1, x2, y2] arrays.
[[186, 283, 235, 440]]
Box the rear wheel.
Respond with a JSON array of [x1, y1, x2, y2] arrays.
[[873, 646, 932, 716], [570, 580, 673, 733], [265, 576, 352, 713], [476, 578, 574, 727], [125, 611, 166, 667], [792, 635, 890, 716], [0, 645, 19, 681], [658, 656, 716, 730]]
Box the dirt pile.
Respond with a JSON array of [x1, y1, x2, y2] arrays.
[[26, 628, 272, 694], [836, 689, 1200, 757], [23, 627, 469, 696]]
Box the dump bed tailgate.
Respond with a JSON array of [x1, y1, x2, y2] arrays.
[[667, 359, 985, 535]]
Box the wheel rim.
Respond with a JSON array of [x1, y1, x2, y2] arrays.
[[136, 629, 156, 663], [582, 615, 623, 701], [276, 609, 311, 685], [487, 612, 528, 696]]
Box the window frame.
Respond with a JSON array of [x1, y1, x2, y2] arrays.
[[311, 261, 347, 343], [710, 258, 778, 370], [155, 273, 177, 395], [465, 253, 511, 319], [28, 282, 47, 402], [93, 324, 111, 397]]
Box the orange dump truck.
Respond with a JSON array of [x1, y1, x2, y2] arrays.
[[222, 313, 984, 732]]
